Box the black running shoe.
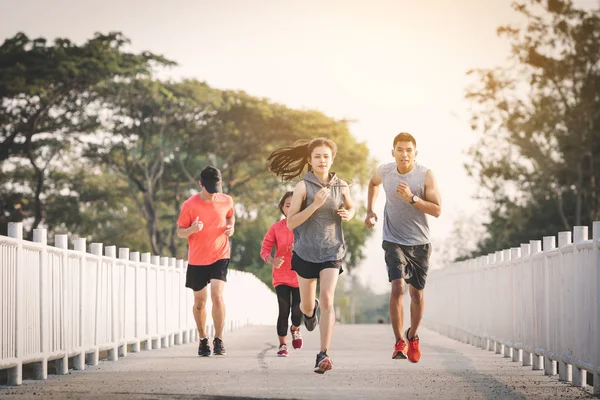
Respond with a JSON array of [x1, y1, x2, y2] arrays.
[[313, 351, 333, 374], [303, 299, 319, 332], [213, 338, 226, 355], [198, 338, 211, 357]]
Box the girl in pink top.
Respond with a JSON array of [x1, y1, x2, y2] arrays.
[[261, 191, 303, 356]]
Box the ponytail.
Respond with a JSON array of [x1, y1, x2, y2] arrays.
[[267, 140, 311, 181], [267, 138, 337, 181]]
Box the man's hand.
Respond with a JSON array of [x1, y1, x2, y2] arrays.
[[364, 211, 378, 228], [224, 224, 235, 237], [396, 183, 413, 202], [190, 217, 204, 233], [269, 256, 284, 269]]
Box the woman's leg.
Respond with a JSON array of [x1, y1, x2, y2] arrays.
[[297, 275, 318, 317], [275, 285, 292, 345], [318, 268, 339, 353]]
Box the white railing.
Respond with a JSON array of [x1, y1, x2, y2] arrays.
[[0, 222, 277, 386], [425, 222, 600, 395]]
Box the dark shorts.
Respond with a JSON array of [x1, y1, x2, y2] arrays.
[[185, 259, 229, 292], [382, 241, 431, 290], [291, 252, 343, 280]]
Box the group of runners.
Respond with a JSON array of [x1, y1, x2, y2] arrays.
[[176, 132, 442, 373]]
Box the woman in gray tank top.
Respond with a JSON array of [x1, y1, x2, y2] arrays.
[[268, 137, 355, 375]]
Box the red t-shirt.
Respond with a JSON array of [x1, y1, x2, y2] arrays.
[[177, 193, 234, 266], [260, 219, 298, 288]]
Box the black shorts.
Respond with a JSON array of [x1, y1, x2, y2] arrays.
[[185, 259, 229, 292], [291, 252, 343, 280], [382, 241, 431, 290]]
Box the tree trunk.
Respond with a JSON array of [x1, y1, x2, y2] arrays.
[[29, 168, 45, 240], [576, 161, 583, 227], [143, 191, 161, 256]]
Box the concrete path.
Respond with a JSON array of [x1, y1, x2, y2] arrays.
[[0, 325, 594, 399]]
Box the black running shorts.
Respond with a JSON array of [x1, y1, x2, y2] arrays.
[[185, 259, 229, 292], [382, 241, 431, 290], [291, 252, 343, 280]]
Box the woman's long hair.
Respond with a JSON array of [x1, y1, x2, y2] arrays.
[[267, 137, 338, 181]]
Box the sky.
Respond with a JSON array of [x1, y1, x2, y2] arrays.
[[1, 0, 598, 293]]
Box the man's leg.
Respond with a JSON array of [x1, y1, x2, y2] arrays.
[[390, 279, 406, 341], [210, 279, 226, 338], [318, 268, 339, 353], [193, 288, 208, 338], [408, 285, 424, 339]]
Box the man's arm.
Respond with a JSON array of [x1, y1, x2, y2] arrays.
[[224, 214, 235, 236], [224, 198, 235, 236], [177, 216, 203, 238], [365, 167, 382, 228], [414, 169, 441, 218]]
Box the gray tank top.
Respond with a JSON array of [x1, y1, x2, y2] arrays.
[[381, 162, 430, 246], [293, 171, 346, 263]]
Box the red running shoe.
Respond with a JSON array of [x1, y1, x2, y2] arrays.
[[392, 338, 407, 359], [277, 344, 289, 357], [405, 328, 421, 363], [291, 327, 303, 349]]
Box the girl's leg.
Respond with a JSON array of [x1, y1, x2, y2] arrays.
[[318, 268, 339, 352], [290, 287, 302, 329], [275, 285, 292, 344]]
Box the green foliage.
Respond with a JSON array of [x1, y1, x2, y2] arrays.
[[0, 31, 374, 287], [0, 32, 174, 235], [465, 1, 600, 255]]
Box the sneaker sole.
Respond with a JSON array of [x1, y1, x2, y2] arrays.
[[277, 353, 289, 357], [392, 352, 407, 360], [198, 352, 211, 357], [313, 358, 332, 374]]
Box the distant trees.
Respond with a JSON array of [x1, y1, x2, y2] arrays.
[[0, 32, 374, 283]]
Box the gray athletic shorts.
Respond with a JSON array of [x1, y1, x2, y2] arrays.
[[382, 241, 431, 290]]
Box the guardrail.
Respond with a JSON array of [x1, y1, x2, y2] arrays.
[[425, 221, 600, 395], [0, 222, 277, 385]]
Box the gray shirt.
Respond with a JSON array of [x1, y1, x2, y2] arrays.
[[381, 162, 430, 246], [293, 171, 347, 263]]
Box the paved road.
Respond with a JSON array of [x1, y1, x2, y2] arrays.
[[0, 325, 594, 399]]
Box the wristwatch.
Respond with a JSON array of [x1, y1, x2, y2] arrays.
[[410, 195, 419, 205]]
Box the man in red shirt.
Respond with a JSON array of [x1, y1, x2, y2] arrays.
[[177, 166, 235, 356]]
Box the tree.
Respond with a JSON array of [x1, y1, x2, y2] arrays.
[[0, 32, 174, 236], [465, 0, 600, 253]]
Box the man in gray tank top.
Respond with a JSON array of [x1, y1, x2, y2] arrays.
[[364, 132, 442, 364]]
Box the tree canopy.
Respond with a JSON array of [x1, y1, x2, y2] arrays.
[[465, 0, 599, 255]]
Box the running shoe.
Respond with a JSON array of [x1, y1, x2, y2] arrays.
[[405, 328, 421, 363], [313, 351, 333, 374], [303, 299, 319, 332], [213, 337, 226, 356], [198, 338, 211, 357], [277, 344, 289, 357], [392, 338, 407, 359], [291, 326, 303, 349]]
